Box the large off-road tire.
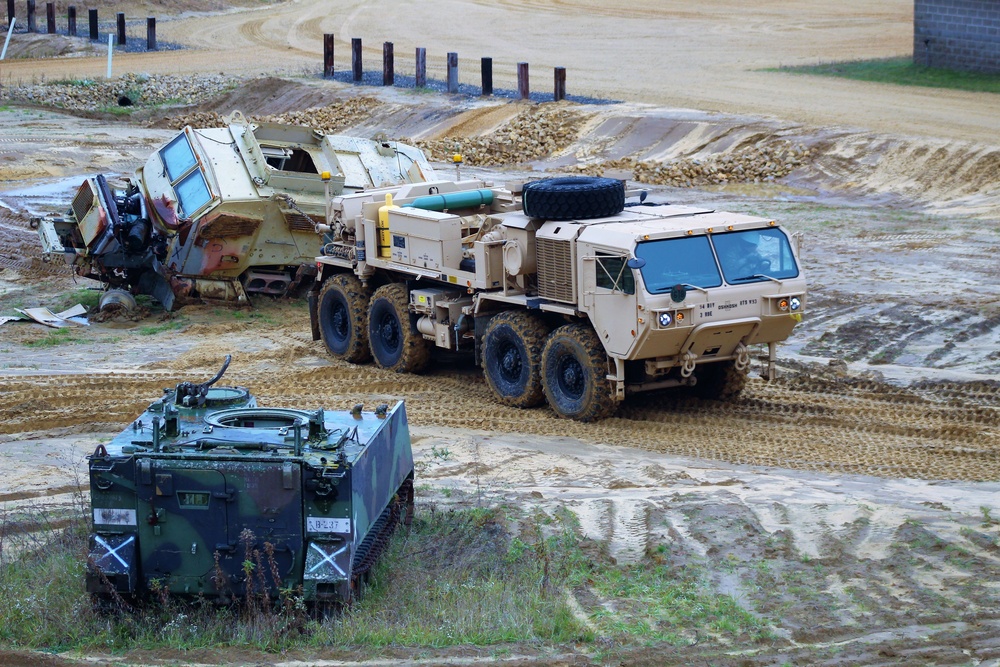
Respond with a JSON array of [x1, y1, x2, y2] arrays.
[[318, 274, 372, 363], [522, 177, 625, 220], [693, 360, 748, 400], [541, 323, 617, 421], [482, 311, 550, 408], [367, 283, 431, 373]]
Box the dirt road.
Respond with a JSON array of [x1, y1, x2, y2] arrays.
[[2, 0, 999, 142]]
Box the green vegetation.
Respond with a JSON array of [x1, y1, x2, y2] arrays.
[[769, 57, 1000, 94], [58, 288, 102, 312], [23, 326, 81, 347], [137, 318, 188, 336], [0, 501, 774, 656]]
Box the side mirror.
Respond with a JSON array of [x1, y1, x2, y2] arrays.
[[626, 257, 646, 269]]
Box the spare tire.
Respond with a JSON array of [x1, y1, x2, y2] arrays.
[[522, 177, 625, 220]]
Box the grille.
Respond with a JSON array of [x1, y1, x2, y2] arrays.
[[283, 211, 323, 233], [536, 237, 575, 303], [198, 214, 261, 239], [71, 182, 95, 222]]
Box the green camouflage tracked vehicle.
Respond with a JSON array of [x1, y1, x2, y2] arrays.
[[85, 357, 414, 607]]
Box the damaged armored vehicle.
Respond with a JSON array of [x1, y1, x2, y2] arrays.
[[32, 111, 434, 310]]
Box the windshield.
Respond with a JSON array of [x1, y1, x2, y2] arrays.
[[635, 235, 722, 294], [159, 133, 213, 217], [634, 228, 799, 293], [712, 228, 799, 284]]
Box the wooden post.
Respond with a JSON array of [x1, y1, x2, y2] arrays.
[[323, 33, 334, 77], [517, 62, 529, 100], [446, 51, 458, 93], [88, 8, 97, 40], [115, 11, 124, 46], [26, 0, 35, 32], [45, 1, 53, 33], [415, 47, 426, 87], [383, 41, 393, 86], [554, 67, 566, 101], [67, 5, 76, 36], [146, 16, 155, 50], [481, 57, 492, 96], [351, 37, 362, 82], [6, 0, 13, 27]]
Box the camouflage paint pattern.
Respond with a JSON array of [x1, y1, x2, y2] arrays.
[[87, 384, 414, 604]]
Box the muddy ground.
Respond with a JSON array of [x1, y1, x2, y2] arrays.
[[1, 0, 1000, 665]]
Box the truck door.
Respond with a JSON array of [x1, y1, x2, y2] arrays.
[[582, 250, 639, 356]]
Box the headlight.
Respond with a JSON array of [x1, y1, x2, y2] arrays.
[[790, 297, 801, 311], [658, 312, 672, 327]]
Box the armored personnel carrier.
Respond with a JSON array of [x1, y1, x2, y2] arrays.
[[85, 357, 414, 607], [33, 111, 434, 310]]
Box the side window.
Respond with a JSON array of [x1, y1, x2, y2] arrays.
[[595, 252, 635, 295], [159, 133, 212, 217]]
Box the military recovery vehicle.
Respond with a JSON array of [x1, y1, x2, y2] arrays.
[[32, 111, 434, 311], [309, 176, 807, 421], [85, 356, 414, 607]]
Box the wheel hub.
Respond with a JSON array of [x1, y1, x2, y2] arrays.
[[499, 344, 521, 380]]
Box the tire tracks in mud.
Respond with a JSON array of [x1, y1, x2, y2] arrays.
[[1, 336, 996, 481]]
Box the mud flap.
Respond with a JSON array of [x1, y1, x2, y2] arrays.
[[308, 289, 321, 341]]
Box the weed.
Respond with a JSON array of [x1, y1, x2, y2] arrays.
[[24, 326, 80, 347], [980, 506, 997, 527], [137, 318, 187, 336]]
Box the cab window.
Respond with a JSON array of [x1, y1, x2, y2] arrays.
[[595, 252, 635, 295]]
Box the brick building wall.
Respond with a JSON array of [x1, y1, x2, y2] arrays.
[[913, 0, 1000, 73]]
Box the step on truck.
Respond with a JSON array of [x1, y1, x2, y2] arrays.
[[308, 176, 807, 421]]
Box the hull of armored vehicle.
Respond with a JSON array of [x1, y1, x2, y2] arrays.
[[85, 360, 414, 605]]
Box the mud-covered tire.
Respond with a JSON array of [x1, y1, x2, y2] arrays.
[[482, 311, 550, 408], [367, 283, 431, 373], [693, 360, 748, 400], [522, 177, 625, 220], [318, 274, 372, 363], [541, 323, 617, 421]]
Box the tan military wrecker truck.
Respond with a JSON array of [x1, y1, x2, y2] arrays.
[[309, 175, 806, 421]]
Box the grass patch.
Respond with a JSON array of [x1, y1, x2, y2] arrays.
[[0, 498, 777, 656], [58, 288, 102, 312], [137, 318, 187, 336], [23, 326, 81, 347], [769, 56, 1000, 94]]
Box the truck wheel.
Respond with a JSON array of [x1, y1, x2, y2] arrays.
[[367, 283, 431, 373], [541, 324, 617, 421], [522, 177, 625, 220], [482, 311, 550, 408], [318, 274, 372, 363], [693, 360, 748, 400]]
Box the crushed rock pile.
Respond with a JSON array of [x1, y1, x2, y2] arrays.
[[415, 104, 593, 166], [574, 142, 811, 187], [161, 97, 385, 132], [1, 72, 236, 111]]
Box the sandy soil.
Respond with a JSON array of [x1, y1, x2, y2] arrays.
[[1, 1, 999, 664]]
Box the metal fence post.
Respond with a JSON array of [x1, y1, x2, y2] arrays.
[[323, 33, 334, 77], [554, 67, 566, 101], [115, 11, 124, 46], [67, 5, 76, 36], [88, 7, 97, 40], [481, 57, 493, 96], [383, 41, 393, 86], [351, 37, 362, 82], [517, 62, 530, 100]]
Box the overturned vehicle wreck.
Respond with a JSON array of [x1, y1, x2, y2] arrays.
[[32, 111, 434, 310]]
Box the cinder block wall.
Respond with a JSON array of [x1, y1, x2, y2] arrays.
[[914, 0, 1000, 73]]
